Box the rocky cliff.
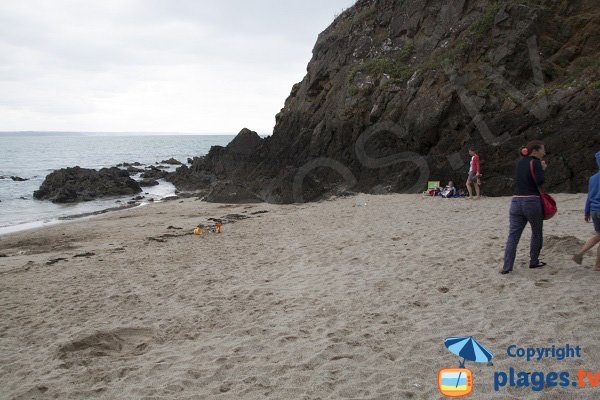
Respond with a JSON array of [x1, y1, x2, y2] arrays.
[[171, 0, 600, 202]]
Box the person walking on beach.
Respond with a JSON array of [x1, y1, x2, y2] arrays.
[[466, 147, 481, 200], [573, 151, 600, 270], [501, 141, 548, 274]]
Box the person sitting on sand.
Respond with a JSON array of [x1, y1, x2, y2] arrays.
[[573, 151, 600, 270], [466, 147, 481, 200], [440, 181, 456, 198]]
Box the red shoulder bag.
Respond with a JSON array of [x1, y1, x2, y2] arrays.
[[530, 160, 557, 220]]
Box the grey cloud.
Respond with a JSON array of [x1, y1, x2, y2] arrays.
[[0, 0, 357, 131]]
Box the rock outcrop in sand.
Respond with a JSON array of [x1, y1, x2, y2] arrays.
[[33, 166, 142, 203]]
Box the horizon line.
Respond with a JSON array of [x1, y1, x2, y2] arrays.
[[0, 130, 271, 136]]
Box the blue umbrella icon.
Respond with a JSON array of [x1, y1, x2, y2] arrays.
[[444, 336, 493, 388]]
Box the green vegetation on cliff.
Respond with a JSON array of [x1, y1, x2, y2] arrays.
[[348, 44, 416, 90], [456, 2, 501, 51]]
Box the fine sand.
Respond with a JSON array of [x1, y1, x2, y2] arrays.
[[1, 193, 599, 399]]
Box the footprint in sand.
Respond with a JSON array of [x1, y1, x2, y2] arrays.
[[73, 252, 95, 258], [11, 386, 49, 400], [57, 327, 153, 368], [534, 279, 553, 288], [330, 354, 354, 361], [46, 258, 68, 265]]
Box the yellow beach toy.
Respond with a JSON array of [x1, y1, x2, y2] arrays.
[[194, 226, 203, 235]]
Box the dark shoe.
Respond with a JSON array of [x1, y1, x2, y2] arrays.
[[529, 262, 547, 269], [500, 270, 511, 274]]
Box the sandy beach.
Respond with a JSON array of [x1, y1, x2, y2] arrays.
[[1, 193, 599, 399]]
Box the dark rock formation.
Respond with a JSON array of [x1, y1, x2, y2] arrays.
[[117, 162, 143, 167], [33, 166, 142, 203], [141, 166, 169, 180], [203, 182, 263, 203], [160, 158, 182, 165], [125, 166, 144, 174], [10, 176, 28, 181], [139, 178, 159, 187], [225, 128, 263, 155], [166, 164, 214, 191], [172, 0, 600, 202]]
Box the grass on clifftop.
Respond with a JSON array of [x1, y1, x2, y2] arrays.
[[330, 3, 377, 38]]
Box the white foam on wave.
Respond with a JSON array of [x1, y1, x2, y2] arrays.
[[0, 219, 62, 236]]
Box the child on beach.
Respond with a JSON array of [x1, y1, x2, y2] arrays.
[[573, 151, 600, 270], [440, 181, 456, 198], [466, 147, 481, 200]]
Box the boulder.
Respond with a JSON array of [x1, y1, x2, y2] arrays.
[[141, 166, 169, 180], [33, 166, 142, 203], [10, 176, 28, 182], [117, 162, 143, 167], [139, 178, 159, 187], [160, 158, 182, 165], [126, 166, 144, 174]]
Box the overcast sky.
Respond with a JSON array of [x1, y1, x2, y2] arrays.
[[0, 0, 356, 134]]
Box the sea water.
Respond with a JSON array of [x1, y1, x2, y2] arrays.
[[0, 133, 236, 234]]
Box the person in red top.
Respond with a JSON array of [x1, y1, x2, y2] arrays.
[[466, 147, 481, 200]]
